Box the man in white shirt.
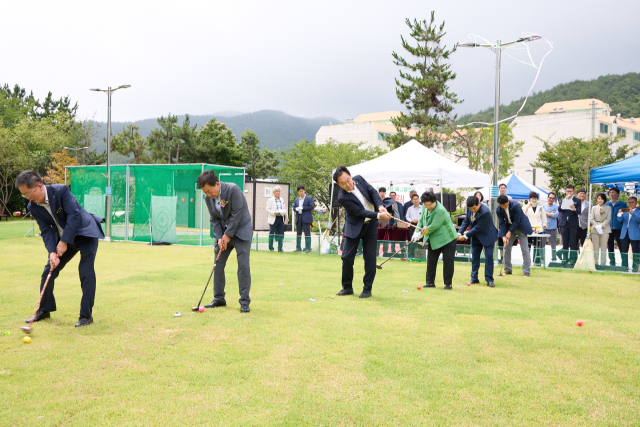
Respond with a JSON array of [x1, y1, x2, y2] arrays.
[[333, 166, 392, 298]]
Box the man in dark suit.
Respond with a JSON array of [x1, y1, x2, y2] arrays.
[[557, 184, 582, 262], [497, 195, 533, 277], [333, 166, 392, 298], [16, 170, 104, 327], [198, 170, 253, 313], [403, 190, 419, 215], [293, 185, 314, 253], [458, 196, 498, 287]]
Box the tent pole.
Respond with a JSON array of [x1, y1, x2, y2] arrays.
[[587, 183, 593, 240], [439, 179, 443, 205]]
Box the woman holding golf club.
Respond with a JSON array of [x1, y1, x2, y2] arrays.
[[414, 191, 458, 290]]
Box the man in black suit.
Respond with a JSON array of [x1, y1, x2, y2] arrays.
[[557, 184, 582, 262], [458, 196, 498, 287], [333, 166, 392, 298], [497, 195, 533, 277], [16, 170, 104, 327]]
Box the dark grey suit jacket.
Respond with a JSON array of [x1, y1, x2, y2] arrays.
[[205, 182, 253, 242]]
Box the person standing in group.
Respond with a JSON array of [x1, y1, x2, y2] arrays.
[[497, 194, 533, 277], [415, 191, 458, 290], [542, 192, 560, 261], [473, 191, 486, 205], [524, 191, 547, 265], [558, 184, 582, 263], [266, 186, 287, 252], [617, 196, 640, 271], [404, 193, 422, 259], [333, 166, 392, 298], [457, 195, 498, 287], [293, 185, 314, 253], [403, 190, 419, 215], [198, 170, 253, 313], [16, 170, 104, 327], [590, 193, 611, 266], [388, 191, 405, 223], [576, 189, 592, 247], [498, 184, 513, 201], [605, 188, 627, 266]]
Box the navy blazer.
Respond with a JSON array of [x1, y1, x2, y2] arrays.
[[338, 175, 384, 239], [294, 195, 314, 224], [496, 200, 533, 237], [28, 184, 104, 254], [557, 196, 582, 228], [459, 203, 498, 247]]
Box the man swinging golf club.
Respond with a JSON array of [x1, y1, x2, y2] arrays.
[[333, 166, 392, 298], [198, 170, 253, 313], [16, 170, 104, 327]]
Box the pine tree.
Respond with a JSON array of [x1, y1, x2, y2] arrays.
[[387, 13, 460, 148]]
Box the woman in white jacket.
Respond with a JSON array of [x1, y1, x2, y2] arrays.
[[590, 192, 611, 266], [266, 186, 288, 252], [524, 191, 547, 265]]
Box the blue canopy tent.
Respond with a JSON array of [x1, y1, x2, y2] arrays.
[[587, 153, 640, 238], [467, 173, 549, 201]]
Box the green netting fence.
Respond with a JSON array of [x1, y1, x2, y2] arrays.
[[67, 164, 245, 245]]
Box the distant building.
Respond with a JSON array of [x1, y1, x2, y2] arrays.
[[315, 111, 417, 150], [511, 99, 640, 189]]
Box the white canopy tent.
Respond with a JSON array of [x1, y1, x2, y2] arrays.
[[344, 140, 491, 188]]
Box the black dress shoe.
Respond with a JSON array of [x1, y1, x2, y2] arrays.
[[504, 270, 512, 275], [359, 290, 372, 298], [425, 284, 436, 288], [303, 249, 312, 253], [204, 300, 227, 308], [487, 282, 495, 288], [336, 288, 354, 296], [444, 285, 452, 290], [240, 304, 250, 313], [25, 310, 50, 323], [75, 317, 93, 327]]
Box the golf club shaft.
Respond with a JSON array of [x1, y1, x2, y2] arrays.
[[393, 217, 421, 230], [196, 248, 223, 308], [26, 269, 53, 330], [378, 240, 412, 267]]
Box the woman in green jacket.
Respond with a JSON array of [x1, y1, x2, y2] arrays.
[[415, 191, 458, 289]]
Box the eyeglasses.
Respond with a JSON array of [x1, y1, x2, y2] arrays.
[[21, 185, 40, 199]]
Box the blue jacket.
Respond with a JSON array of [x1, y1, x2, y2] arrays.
[[338, 175, 384, 239], [542, 203, 559, 230], [459, 203, 498, 247], [27, 184, 104, 254], [605, 199, 627, 230], [619, 209, 640, 241], [558, 196, 582, 228], [293, 195, 314, 224], [496, 200, 533, 237]]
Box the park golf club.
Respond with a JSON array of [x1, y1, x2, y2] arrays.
[[21, 267, 54, 335], [191, 248, 224, 312], [376, 240, 414, 270]]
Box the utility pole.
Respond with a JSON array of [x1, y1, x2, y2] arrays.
[[591, 100, 596, 138]]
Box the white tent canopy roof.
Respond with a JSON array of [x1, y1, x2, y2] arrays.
[[345, 140, 491, 188]]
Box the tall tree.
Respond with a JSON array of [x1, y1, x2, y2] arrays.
[[148, 114, 179, 163], [533, 135, 638, 196], [172, 114, 198, 163], [239, 128, 279, 179], [387, 13, 460, 149], [43, 149, 79, 184], [111, 124, 152, 164], [448, 123, 524, 176], [277, 139, 386, 210]]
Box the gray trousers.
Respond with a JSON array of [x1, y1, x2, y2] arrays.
[[214, 236, 251, 305], [504, 229, 531, 274], [546, 228, 557, 250]]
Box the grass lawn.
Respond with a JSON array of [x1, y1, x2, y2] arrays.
[[1, 232, 639, 426]]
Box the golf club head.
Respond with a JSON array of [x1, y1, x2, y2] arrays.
[[20, 326, 31, 334], [376, 264, 382, 270], [191, 307, 199, 312]]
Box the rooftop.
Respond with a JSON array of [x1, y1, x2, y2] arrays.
[[535, 99, 609, 115], [354, 111, 402, 123]]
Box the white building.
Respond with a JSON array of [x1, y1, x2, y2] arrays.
[[315, 111, 417, 150], [511, 99, 640, 189]]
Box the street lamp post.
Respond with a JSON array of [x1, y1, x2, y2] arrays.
[[526, 168, 537, 186], [90, 85, 131, 242], [64, 146, 89, 164], [459, 36, 540, 223]]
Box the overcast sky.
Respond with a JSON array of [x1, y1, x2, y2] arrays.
[[3, 0, 638, 123]]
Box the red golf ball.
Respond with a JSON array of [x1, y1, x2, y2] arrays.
[[576, 320, 584, 327], [199, 307, 205, 313], [417, 286, 421, 290]]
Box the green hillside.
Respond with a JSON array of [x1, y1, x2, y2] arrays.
[[92, 110, 339, 153], [457, 72, 640, 125]]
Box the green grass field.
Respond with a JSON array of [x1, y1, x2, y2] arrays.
[[1, 230, 639, 426]]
